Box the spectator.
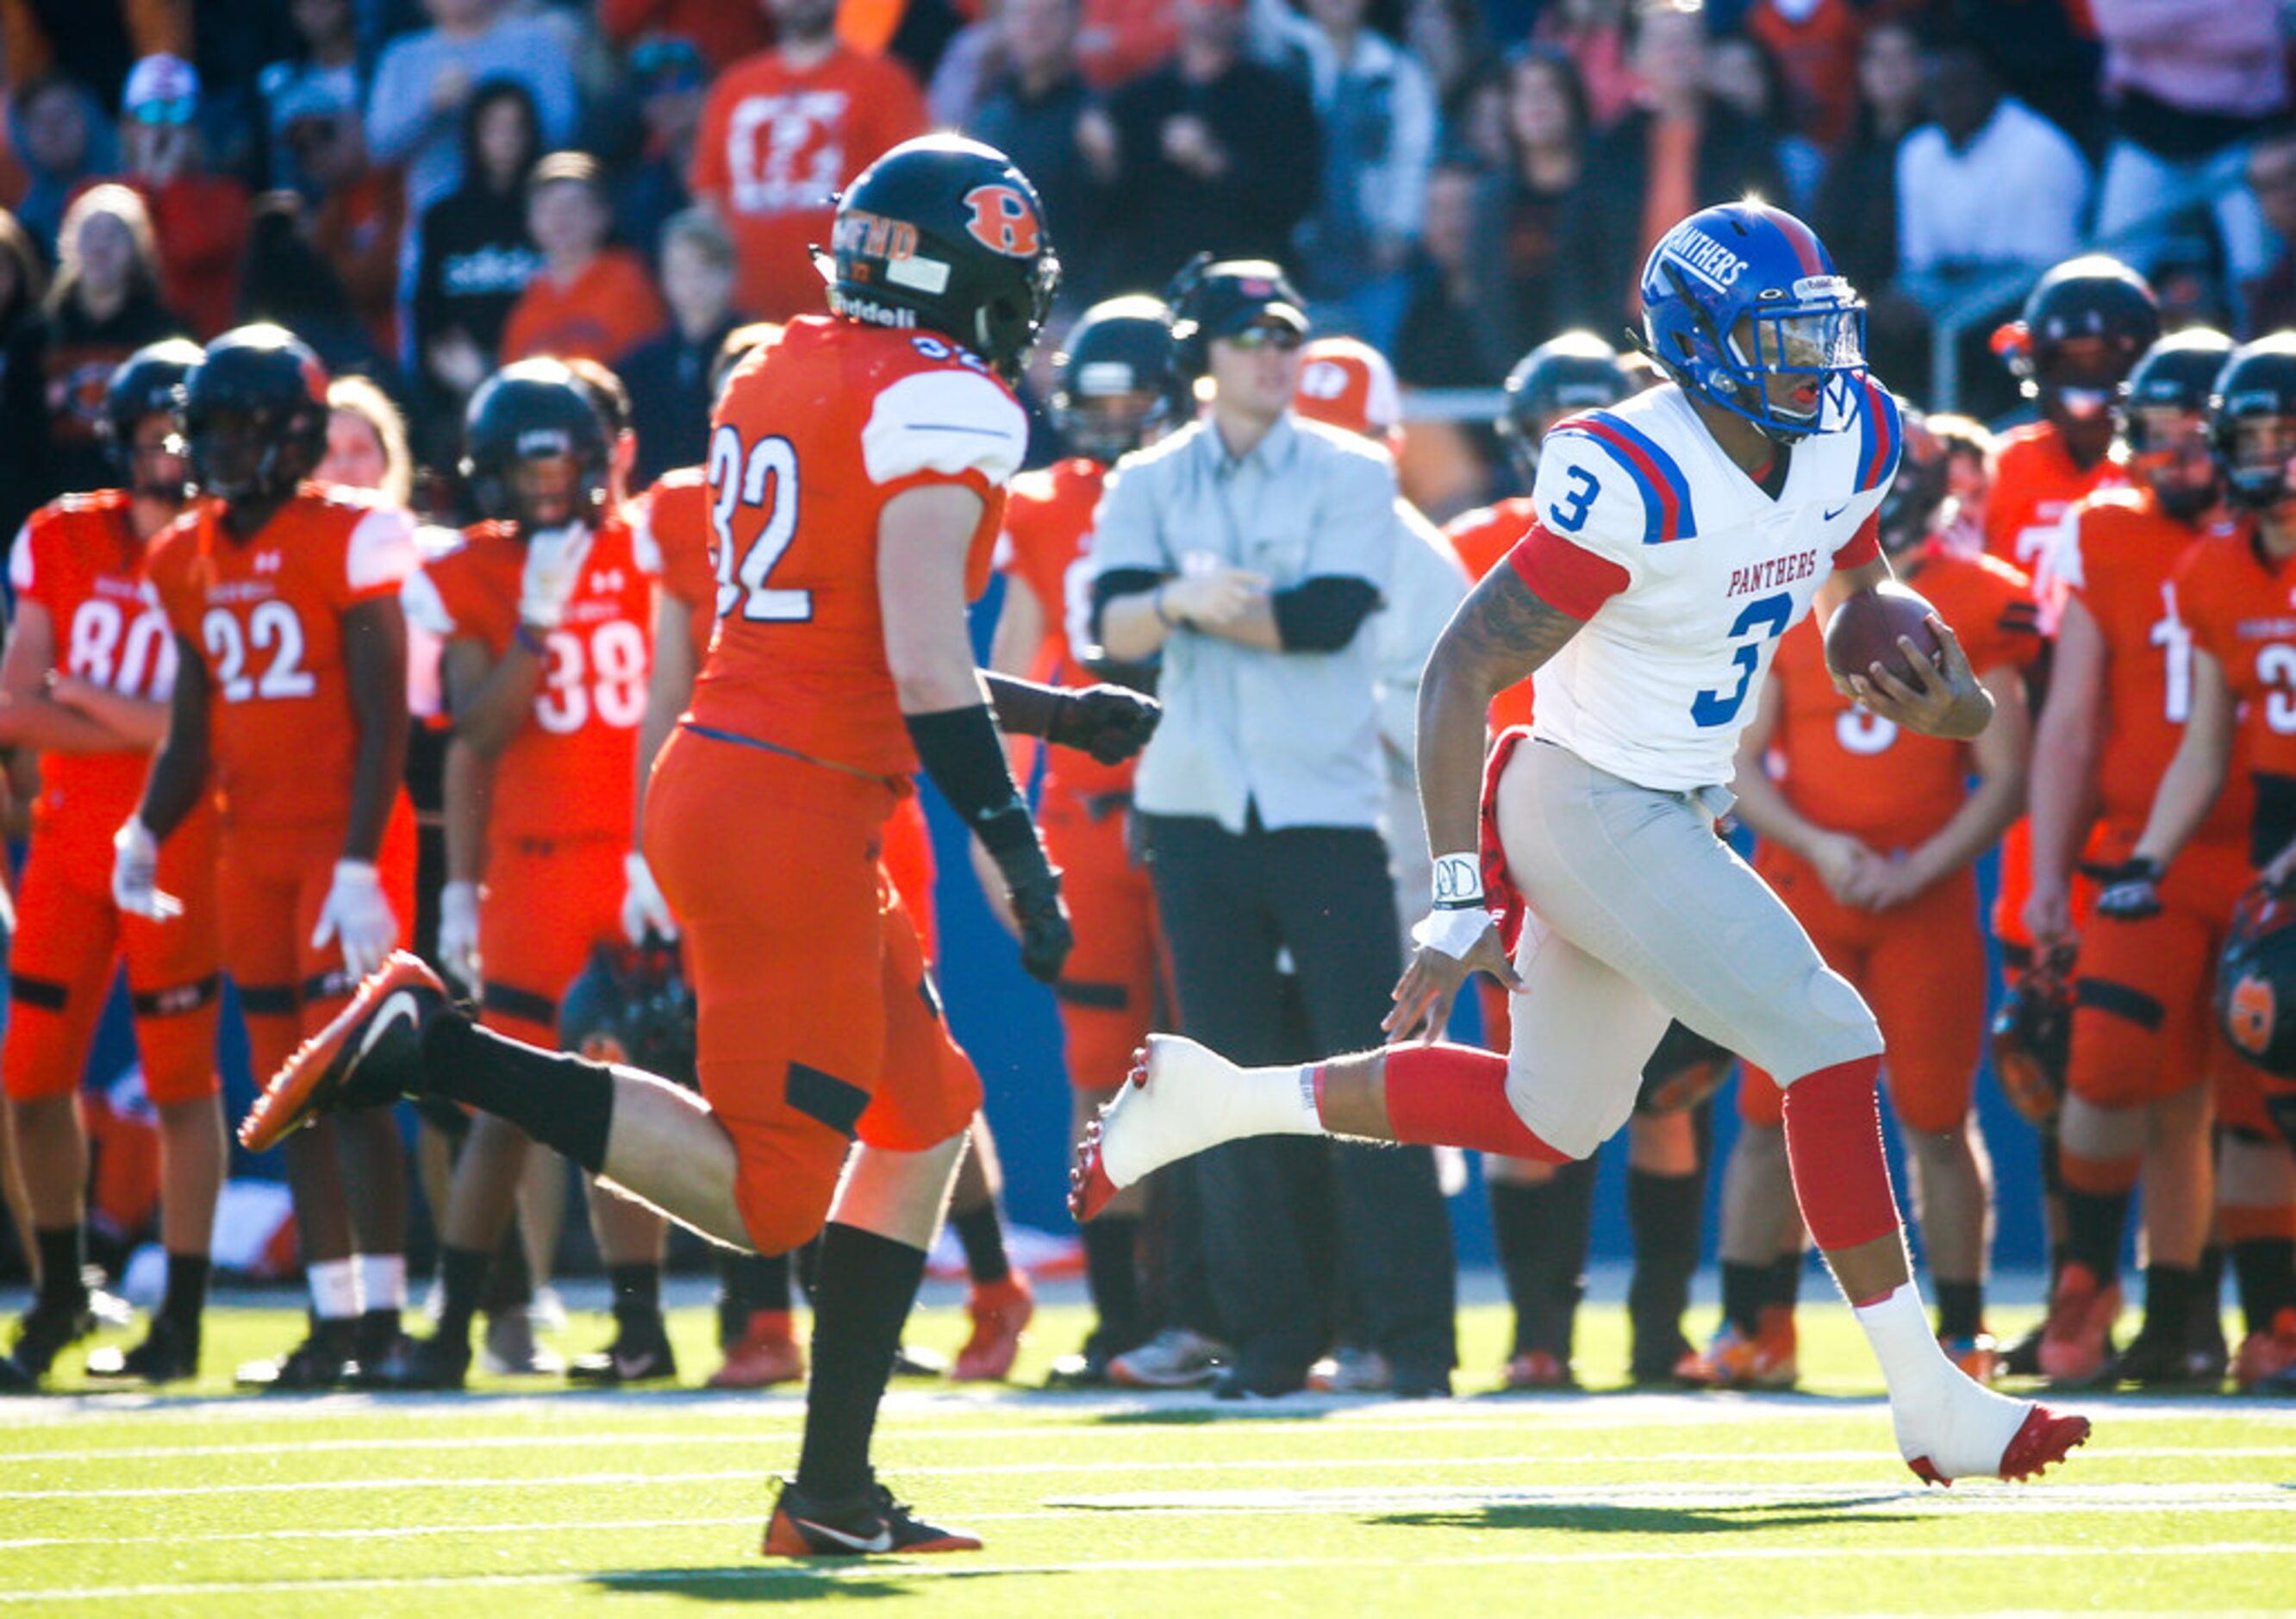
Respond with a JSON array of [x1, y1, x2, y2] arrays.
[[611, 33, 708, 257], [2241, 133, 2296, 337], [966, 0, 1105, 291], [1552, 0, 1787, 338], [321, 372, 415, 509], [1528, 0, 1634, 130], [598, 0, 771, 72], [1443, 61, 1511, 171], [1740, 0, 1860, 150], [238, 192, 393, 385], [1404, 0, 1492, 124], [618, 206, 739, 484], [1394, 159, 1514, 386], [257, 0, 364, 196], [366, 0, 580, 216], [0, 208, 47, 397], [0, 0, 188, 112], [2089, 0, 2287, 289], [1706, 34, 1819, 214], [499, 152, 666, 366], [279, 75, 406, 364], [1894, 39, 2090, 304], [1812, 19, 1927, 390], [108, 54, 249, 340], [1498, 44, 1592, 353], [1956, 0, 2103, 155], [408, 80, 542, 458], [0, 184, 182, 536], [9, 72, 113, 250], [1264, 0, 1438, 341], [689, 0, 927, 322], [1080, 0, 1320, 297], [1075, 0, 1181, 89]]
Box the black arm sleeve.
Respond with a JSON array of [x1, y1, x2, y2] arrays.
[[1269, 575, 1381, 653], [1087, 566, 1166, 647], [903, 703, 1036, 860]]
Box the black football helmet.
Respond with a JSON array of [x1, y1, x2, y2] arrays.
[[823, 133, 1060, 381], [560, 940, 698, 1090], [1051, 296, 1185, 463], [1165, 253, 1307, 381], [1991, 948, 2075, 1128], [1498, 331, 1633, 484], [2006, 255, 2160, 393], [102, 337, 203, 494], [461, 359, 611, 530], [178, 324, 331, 504], [2123, 328, 2233, 519], [2210, 333, 2296, 511], [1634, 1020, 1734, 1116]]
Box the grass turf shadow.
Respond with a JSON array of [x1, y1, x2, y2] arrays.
[[1376, 1496, 1919, 1535]]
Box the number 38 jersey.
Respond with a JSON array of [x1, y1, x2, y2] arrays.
[[1510, 377, 1900, 791], [687, 315, 1030, 779], [148, 487, 417, 832], [7, 491, 178, 841], [402, 516, 651, 845]]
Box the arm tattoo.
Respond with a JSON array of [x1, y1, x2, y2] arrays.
[[1443, 563, 1586, 691]]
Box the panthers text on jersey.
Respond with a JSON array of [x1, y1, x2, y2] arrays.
[[1502, 372, 1900, 791], [685, 315, 1030, 780], [147, 486, 417, 830]]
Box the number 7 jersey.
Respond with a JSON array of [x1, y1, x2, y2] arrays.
[[687, 315, 1031, 779]]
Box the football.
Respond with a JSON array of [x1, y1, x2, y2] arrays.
[[1824, 584, 1943, 688]]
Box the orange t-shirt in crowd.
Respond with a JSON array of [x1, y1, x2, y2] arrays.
[[147, 487, 417, 831], [1763, 542, 2043, 853], [1984, 420, 2124, 576], [1444, 495, 1540, 732], [997, 456, 1134, 800], [1076, 0, 1179, 86], [689, 47, 928, 321], [2060, 485, 2251, 847], [1744, 0, 1862, 147], [499, 249, 668, 366]]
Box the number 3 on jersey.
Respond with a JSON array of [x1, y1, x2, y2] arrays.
[[1693, 591, 1793, 728], [708, 423, 810, 622]]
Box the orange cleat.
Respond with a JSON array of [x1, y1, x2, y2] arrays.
[[1943, 1332, 2000, 1385], [2234, 1306, 2296, 1391], [240, 953, 446, 1152], [709, 1310, 806, 1390], [2037, 1262, 2121, 1385], [951, 1274, 1034, 1383], [1688, 1307, 1799, 1391], [1503, 1349, 1576, 1391]]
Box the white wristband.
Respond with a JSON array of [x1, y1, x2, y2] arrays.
[[1411, 904, 1500, 962], [1431, 852, 1483, 909]]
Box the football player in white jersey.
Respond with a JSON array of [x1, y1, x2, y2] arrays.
[[1074, 201, 2092, 1486]]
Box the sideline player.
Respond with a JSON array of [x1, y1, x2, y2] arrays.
[[1713, 406, 2037, 1387], [1075, 202, 2090, 1484], [112, 325, 420, 1391], [2104, 332, 2296, 1391], [0, 341, 220, 1386], [246, 136, 1155, 1553]]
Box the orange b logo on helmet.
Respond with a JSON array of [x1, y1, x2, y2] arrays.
[[2229, 972, 2276, 1057], [963, 184, 1040, 257]]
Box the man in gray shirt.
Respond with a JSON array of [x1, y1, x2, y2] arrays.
[[1089, 260, 1454, 1398]]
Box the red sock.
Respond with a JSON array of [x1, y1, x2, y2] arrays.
[[1781, 1054, 1902, 1253], [1374, 1043, 1569, 1161]]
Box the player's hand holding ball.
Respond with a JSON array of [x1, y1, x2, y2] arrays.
[[1049, 684, 1162, 765], [1825, 585, 1991, 740]]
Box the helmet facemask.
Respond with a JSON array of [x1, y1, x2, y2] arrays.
[[1713, 284, 1864, 442], [2221, 409, 2296, 513], [2126, 404, 2220, 522]]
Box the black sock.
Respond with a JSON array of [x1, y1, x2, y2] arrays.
[[718, 1250, 793, 1345], [1934, 1278, 1984, 1341], [2140, 1264, 2195, 1341], [2062, 1187, 2129, 1285], [796, 1223, 927, 1503], [1081, 1216, 1143, 1350], [1489, 1162, 1594, 1357], [609, 1260, 662, 1323], [795, 1236, 821, 1303], [951, 1201, 1010, 1286], [34, 1226, 85, 1309], [420, 1016, 614, 1172], [1626, 1166, 1702, 1356], [434, 1244, 491, 1345], [2194, 1243, 2225, 1341], [480, 1222, 533, 1316], [1771, 1250, 1806, 1311], [1720, 1260, 1769, 1337], [159, 1253, 210, 1331], [2230, 1238, 2296, 1337]]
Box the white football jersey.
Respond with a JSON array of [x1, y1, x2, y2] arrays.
[[1527, 375, 1901, 791]]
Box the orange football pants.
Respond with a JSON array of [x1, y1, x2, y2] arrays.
[[3, 805, 222, 1106], [1040, 787, 1162, 1092], [644, 726, 981, 1256], [477, 831, 626, 1049]]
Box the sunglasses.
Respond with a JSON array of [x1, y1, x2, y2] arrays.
[[631, 40, 706, 85], [1225, 324, 1304, 353], [129, 96, 198, 128]]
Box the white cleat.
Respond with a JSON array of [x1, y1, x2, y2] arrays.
[[1070, 1035, 1258, 1221], [1892, 1370, 2091, 1485]]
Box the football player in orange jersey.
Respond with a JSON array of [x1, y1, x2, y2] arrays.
[[976, 294, 1182, 1386], [112, 325, 421, 1390], [246, 136, 1156, 1555], [2106, 334, 2296, 1391], [2025, 329, 2249, 1388], [0, 340, 220, 1387], [1719, 406, 2038, 1387]]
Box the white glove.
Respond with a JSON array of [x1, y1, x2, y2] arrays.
[[621, 850, 678, 944], [517, 523, 595, 630], [311, 860, 399, 978], [110, 819, 182, 920], [439, 879, 482, 990]]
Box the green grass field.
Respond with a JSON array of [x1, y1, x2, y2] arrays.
[[3, 1297, 2293, 1615]]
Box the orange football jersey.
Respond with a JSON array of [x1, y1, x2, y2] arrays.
[[634, 466, 719, 655], [2060, 486, 2250, 846], [1984, 421, 2124, 574], [403, 516, 651, 845], [999, 456, 1134, 799], [1763, 543, 2042, 851], [7, 491, 178, 841], [2174, 522, 2296, 781], [686, 316, 1030, 779], [148, 487, 416, 830], [1443, 495, 1538, 732]]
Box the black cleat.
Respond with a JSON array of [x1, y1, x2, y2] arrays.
[[240, 953, 447, 1150], [12, 1296, 97, 1379], [346, 1310, 415, 1386], [2000, 1320, 2045, 1378], [0, 1354, 37, 1392], [236, 1316, 357, 1391], [890, 1342, 948, 1379], [85, 1316, 201, 1385], [567, 1313, 678, 1385], [359, 1330, 472, 1391], [763, 1477, 983, 1557], [2083, 1328, 2227, 1391]]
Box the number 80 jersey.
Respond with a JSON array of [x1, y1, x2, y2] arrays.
[[687, 315, 1030, 779], [1517, 378, 1900, 791]]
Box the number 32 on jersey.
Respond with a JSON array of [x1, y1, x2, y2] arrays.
[[708, 424, 810, 622]]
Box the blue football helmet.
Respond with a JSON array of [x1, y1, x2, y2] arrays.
[[1638, 201, 1865, 442]]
